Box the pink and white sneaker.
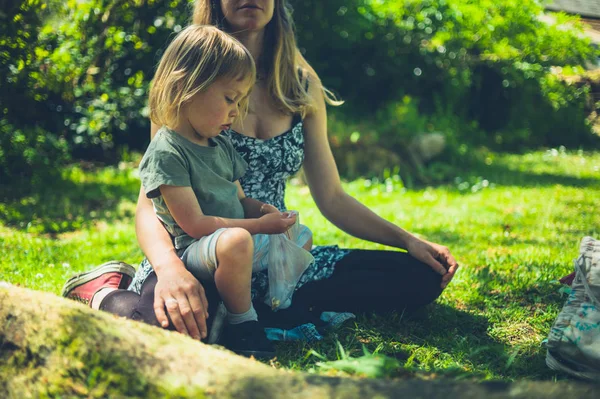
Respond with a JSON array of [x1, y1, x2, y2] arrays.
[[61, 261, 136, 306]]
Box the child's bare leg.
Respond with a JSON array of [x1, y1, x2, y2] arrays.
[[214, 228, 253, 314], [213, 228, 273, 357]]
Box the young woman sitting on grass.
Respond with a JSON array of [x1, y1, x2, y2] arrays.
[[62, 0, 459, 347], [64, 24, 317, 357]]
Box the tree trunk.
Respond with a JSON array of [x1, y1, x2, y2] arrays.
[[0, 284, 597, 398]]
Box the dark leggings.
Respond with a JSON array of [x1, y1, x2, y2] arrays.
[[99, 273, 163, 327], [100, 249, 443, 329], [100, 272, 221, 329], [257, 250, 443, 328]]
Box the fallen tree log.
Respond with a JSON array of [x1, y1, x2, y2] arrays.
[[0, 284, 598, 398]]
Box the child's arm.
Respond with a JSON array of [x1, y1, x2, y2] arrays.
[[236, 181, 312, 249], [236, 182, 279, 218], [160, 185, 296, 237]]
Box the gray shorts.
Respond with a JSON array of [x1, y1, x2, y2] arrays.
[[181, 228, 227, 281], [180, 225, 312, 282]]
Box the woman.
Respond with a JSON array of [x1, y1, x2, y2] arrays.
[[63, 0, 458, 342]]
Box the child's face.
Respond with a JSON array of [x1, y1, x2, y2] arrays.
[[184, 76, 252, 138]]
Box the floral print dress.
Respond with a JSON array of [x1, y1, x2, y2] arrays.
[[129, 114, 349, 299]]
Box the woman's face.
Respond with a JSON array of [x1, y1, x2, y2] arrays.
[[220, 0, 275, 32]]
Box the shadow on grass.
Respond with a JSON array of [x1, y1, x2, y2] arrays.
[[358, 303, 559, 381], [274, 252, 576, 380], [273, 302, 562, 381], [0, 167, 140, 235], [440, 265, 571, 381], [474, 164, 598, 189]]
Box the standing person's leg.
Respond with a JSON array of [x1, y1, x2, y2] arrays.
[[291, 250, 444, 315]]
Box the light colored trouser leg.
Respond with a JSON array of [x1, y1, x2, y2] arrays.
[[181, 228, 228, 282]]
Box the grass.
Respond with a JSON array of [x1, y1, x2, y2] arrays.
[[1, 148, 599, 383]]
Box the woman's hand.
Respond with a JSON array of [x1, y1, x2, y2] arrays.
[[258, 211, 297, 234], [406, 237, 459, 289], [153, 267, 209, 340]]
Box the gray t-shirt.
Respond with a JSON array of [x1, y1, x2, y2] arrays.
[[139, 126, 248, 250]]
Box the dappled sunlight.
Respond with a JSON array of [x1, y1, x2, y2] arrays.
[[1, 150, 597, 381], [282, 150, 598, 380]]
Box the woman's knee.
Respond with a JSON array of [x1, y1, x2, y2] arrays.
[[411, 267, 444, 307], [216, 228, 253, 264]]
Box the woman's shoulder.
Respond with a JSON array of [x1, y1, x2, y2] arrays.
[[302, 61, 326, 91], [303, 65, 321, 83], [298, 65, 326, 119], [297, 65, 321, 92], [296, 52, 322, 84]]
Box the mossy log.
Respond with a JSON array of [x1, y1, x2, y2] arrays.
[[1, 284, 598, 398]]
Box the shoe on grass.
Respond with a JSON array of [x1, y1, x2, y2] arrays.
[[61, 260, 136, 306], [221, 320, 275, 359]]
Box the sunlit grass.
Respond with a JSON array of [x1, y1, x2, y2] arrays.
[[1, 149, 599, 381]]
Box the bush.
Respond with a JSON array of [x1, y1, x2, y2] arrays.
[[295, 0, 599, 149], [0, 0, 70, 183], [328, 95, 481, 184], [35, 0, 197, 158], [2, 0, 598, 183], [0, 121, 69, 183]]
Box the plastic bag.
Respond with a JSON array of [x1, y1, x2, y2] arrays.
[[248, 211, 313, 310], [252, 233, 271, 273], [266, 211, 314, 310]]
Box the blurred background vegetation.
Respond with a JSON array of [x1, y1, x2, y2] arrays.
[[1, 0, 600, 186]]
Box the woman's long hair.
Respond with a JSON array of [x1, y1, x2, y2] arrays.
[[192, 0, 342, 117]]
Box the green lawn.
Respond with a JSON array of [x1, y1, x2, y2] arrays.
[[1, 149, 599, 382]]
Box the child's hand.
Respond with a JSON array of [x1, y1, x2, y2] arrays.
[[258, 211, 297, 234], [260, 203, 280, 215]]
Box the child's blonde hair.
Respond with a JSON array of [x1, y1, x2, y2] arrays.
[[149, 25, 256, 128]]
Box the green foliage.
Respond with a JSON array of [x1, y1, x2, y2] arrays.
[[36, 0, 195, 155], [295, 0, 599, 149], [310, 342, 403, 378], [0, 0, 70, 181], [0, 120, 70, 182], [327, 97, 482, 182], [2, 0, 599, 182]]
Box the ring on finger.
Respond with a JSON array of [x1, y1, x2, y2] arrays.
[[165, 298, 178, 306]]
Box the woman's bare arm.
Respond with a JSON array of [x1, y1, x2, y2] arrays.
[[134, 123, 209, 339], [301, 68, 457, 286], [302, 70, 414, 249], [135, 186, 183, 274]]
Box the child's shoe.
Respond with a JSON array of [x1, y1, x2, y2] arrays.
[[61, 261, 136, 306], [221, 320, 275, 359]]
